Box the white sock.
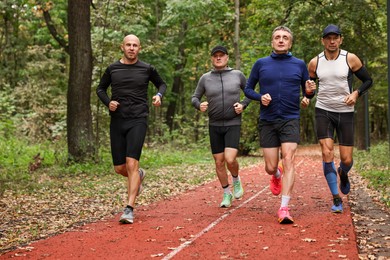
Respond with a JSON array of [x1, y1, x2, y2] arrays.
[[232, 175, 240, 182], [281, 195, 290, 208], [274, 169, 281, 179], [223, 185, 231, 194]]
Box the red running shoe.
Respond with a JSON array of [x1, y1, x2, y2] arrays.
[[278, 207, 294, 224], [270, 164, 282, 195]]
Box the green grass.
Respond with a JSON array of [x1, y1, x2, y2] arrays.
[[354, 142, 390, 207], [1, 134, 388, 209], [0, 136, 218, 196]]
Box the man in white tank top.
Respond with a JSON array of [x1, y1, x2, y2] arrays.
[[307, 24, 373, 213]]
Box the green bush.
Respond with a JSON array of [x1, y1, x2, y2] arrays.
[[354, 142, 390, 207]]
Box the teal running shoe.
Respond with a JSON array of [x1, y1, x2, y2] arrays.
[[220, 193, 233, 208], [233, 179, 244, 199]]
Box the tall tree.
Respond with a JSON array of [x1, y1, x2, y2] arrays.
[[233, 0, 241, 70], [67, 0, 95, 161]]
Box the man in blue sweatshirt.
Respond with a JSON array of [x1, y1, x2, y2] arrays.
[[192, 45, 251, 208], [244, 26, 316, 224]]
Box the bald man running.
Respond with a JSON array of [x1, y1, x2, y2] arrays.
[[97, 34, 167, 224]]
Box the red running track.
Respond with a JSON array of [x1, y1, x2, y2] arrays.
[[1, 152, 358, 259]]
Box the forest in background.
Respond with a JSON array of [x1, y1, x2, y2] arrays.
[[0, 0, 388, 162]]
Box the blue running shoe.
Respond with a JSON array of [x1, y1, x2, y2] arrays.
[[338, 167, 350, 195], [331, 197, 343, 213]]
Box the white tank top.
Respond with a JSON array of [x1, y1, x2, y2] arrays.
[[315, 49, 354, 112]]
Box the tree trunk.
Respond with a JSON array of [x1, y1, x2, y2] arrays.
[[355, 96, 367, 150], [234, 0, 241, 70], [166, 21, 187, 132], [67, 0, 95, 162]]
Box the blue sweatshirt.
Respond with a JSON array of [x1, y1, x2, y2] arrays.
[[244, 52, 312, 121]]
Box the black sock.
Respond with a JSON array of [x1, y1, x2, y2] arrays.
[[126, 205, 134, 210]]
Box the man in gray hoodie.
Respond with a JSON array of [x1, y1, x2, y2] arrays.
[[192, 45, 251, 208]]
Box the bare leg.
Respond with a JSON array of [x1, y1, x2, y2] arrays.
[[339, 145, 353, 166], [224, 148, 239, 176], [319, 138, 335, 163], [280, 142, 298, 196], [114, 157, 140, 208], [262, 147, 280, 176], [213, 152, 229, 187]]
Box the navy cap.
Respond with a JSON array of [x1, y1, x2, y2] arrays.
[[211, 45, 228, 56], [322, 24, 342, 38]]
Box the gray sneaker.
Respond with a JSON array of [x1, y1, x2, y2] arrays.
[[137, 168, 146, 195], [119, 207, 134, 224]]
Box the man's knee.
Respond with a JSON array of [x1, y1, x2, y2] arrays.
[[225, 157, 237, 166], [114, 165, 127, 177], [265, 164, 277, 175], [215, 159, 225, 169], [341, 157, 353, 167], [321, 149, 334, 161]]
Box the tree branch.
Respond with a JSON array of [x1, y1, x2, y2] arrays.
[[42, 10, 69, 54]]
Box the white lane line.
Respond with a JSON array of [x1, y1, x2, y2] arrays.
[[162, 185, 269, 260], [297, 159, 304, 167]]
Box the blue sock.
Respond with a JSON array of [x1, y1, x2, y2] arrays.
[[340, 160, 353, 174], [323, 162, 338, 195]]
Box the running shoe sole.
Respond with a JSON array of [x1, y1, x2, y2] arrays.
[[278, 217, 294, 224], [119, 218, 133, 224]]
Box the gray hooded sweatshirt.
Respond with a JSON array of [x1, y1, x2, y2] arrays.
[[192, 67, 251, 126]]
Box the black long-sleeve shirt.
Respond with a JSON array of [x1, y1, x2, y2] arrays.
[[96, 60, 167, 118]]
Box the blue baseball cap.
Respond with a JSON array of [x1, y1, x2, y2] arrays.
[[322, 24, 342, 38]]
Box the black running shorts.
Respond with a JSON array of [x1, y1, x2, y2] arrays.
[[258, 119, 300, 148], [209, 125, 241, 154], [110, 117, 148, 165], [315, 107, 354, 146]]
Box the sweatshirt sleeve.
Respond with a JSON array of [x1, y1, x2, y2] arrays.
[[239, 71, 251, 108], [301, 62, 315, 99], [244, 60, 262, 101], [192, 74, 206, 110]]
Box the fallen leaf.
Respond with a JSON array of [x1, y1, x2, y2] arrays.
[[302, 238, 316, 242]]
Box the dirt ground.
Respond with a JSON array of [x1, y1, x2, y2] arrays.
[[0, 145, 389, 259]]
